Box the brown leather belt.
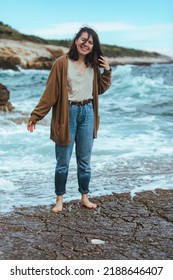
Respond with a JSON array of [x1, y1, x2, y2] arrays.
[[69, 99, 93, 106]]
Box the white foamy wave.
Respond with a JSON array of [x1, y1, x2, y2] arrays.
[[0, 69, 21, 76], [18, 67, 49, 75], [113, 64, 167, 94], [0, 178, 17, 191], [112, 64, 132, 77], [130, 177, 173, 198]]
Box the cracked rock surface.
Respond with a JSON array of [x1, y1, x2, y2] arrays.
[[0, 189, 173, 260]]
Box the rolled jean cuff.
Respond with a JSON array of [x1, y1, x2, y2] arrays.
[[55, 191, 66, 196]]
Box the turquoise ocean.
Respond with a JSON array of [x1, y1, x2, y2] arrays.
[[0, 63, 173, 213]]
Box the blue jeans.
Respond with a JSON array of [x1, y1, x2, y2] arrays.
[[55, 102, 94, 195]]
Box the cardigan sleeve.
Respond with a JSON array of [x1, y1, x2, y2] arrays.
[[98, 68, 112, 95], [29, 61, 59, 124]]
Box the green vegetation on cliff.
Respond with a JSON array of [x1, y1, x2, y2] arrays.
[[0, 22, 161, 58], [0, 22, 47, 44], [47, 39, 161, 58]]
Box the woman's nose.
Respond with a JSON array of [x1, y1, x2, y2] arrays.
[[83, 40, 89, 46]]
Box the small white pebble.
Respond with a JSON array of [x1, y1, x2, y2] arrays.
[[91, 239, 105, 245]]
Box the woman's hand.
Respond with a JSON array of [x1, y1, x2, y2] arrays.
[[27, 120, 36, 132], [98, 56, 111, 71]]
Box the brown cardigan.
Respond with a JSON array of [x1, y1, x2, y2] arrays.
[[29, 54, 111, 146]]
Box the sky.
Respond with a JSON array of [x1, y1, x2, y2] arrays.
[[1, 0, 173, 56]]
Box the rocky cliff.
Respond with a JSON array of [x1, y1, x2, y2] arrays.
[[0, 22, 173, 70], [0, 83, 14, 112], [1, 39, 173, 71], [0, 39, 69, 70]]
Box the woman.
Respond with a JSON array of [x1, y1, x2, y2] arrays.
[[27, 26, 111, 212]]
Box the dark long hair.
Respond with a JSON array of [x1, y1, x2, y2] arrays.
[[68, 26, 103, 68]]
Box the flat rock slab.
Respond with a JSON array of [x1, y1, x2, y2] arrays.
[[0, 189, 172, 260]]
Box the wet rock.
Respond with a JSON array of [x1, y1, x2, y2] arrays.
[[0, 83, 14, 111], [0, 189, 172, 260], [0, 83, 10, 104], [0, 39, 68, 71], [0, 100, 14, 112], [0, 56, 20, 71], [26, 56, 55, 70]]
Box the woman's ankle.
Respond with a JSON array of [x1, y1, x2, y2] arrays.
[[81, 194, 97, 209], [52, 195, 63, 212], [56, 195, 63, 203]]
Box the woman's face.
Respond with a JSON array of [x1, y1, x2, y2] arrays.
[[75, 32, 93, 56]]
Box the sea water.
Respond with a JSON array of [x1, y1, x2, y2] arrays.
[[0, 63, 173, 213]]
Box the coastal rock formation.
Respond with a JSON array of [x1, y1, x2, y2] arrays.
[[0, 56, 20, 71], [0, 39, 68, 70], [0, 39, 173, 71], [0, 189, 172, 260], [0, 83, 14, 112], [108, 56, 173, 66]]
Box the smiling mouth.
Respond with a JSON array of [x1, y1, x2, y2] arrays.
[[80, 45, 89, 51]]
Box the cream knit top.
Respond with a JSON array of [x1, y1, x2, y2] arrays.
[[67, 59, 94, 101]]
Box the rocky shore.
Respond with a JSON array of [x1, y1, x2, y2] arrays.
[[0, 39, 173, 71], [0, 83, 14, 112], [0, 39, 69, 70], [0, 189, 172, 260]]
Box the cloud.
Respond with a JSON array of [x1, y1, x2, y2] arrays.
[[27, 21, 173, 55], [124, 23, 173, 42], [31, 22, 173, 38], [89, 22, 135, 32], [30, 21, 136, 38], [32, 22, 83, 37], [145, 47, 173, 57]]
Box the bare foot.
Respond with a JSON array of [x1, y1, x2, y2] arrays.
[[52, 196, 63, 213], [81, 194, 97, 209]]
